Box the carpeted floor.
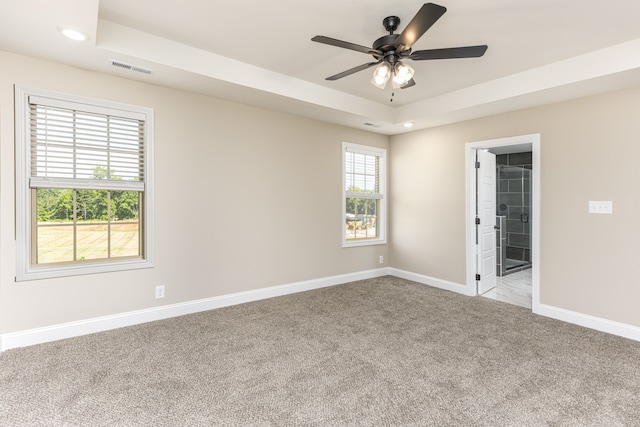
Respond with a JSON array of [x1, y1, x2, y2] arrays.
[[1, 276, 639, 426]]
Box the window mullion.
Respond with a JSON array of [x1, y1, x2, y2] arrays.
[[73, 189, 77, 262], [107, 191, 112, 259], [107, 115, 111, 179], [73, 110, 77, 180]]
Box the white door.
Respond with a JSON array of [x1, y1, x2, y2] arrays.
[[476, 149, 497, 294]]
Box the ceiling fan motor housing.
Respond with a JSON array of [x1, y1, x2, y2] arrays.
[[373, 35, 402, 63], [383, 16, 400, 33], [373, 16, 411, 64]]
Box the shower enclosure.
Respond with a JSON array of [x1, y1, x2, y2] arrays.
[[496, 161, 532, 276]]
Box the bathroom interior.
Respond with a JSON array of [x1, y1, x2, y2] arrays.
[[495, 151, 532, 277]]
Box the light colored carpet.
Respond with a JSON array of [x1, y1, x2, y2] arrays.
[[1, 276, 639, 426]]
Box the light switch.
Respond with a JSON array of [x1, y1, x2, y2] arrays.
[[588, 201, 613, 214]]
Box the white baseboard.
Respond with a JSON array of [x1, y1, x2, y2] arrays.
[[1, 268, 390, 351], [534, 303, 640, 342], [4, 267, 639, 351], [389, 268, 472, 296], [391, 268, 640, 342]]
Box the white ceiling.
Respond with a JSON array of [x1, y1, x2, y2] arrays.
[[2, 0, 640, 135]]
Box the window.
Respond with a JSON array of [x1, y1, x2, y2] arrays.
[[342, 142, 386, 247], [15, 87, 154, 280]]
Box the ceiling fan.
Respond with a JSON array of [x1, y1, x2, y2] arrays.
[[311, 2, 488, 90]]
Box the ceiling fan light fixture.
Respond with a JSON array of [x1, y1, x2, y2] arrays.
[[371, 62, 391, 89], [391, 62, 415, 88], [313, 3, 487, 91]]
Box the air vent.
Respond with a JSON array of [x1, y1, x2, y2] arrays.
[[363, 122, 382, 128], [110, 59, 153, 75]]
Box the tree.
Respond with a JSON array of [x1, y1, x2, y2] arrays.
[[36, 188, 73, 222], [55, 189, 73, 220], [36, 188, 57, 222], [92, 165, 113, 180], [36, 167, 139, 223], [111, 191, 139, 221], [346, 186, 376, 218]]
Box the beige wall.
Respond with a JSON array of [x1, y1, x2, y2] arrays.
[[0, 51, 389, 333], [390, 87, 640, 327], [3, 49, 640, 337]]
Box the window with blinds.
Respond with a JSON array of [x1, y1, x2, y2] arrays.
[[345, 150, 380, 195], [342, 142, 386, 246], [29, 95, 145, 190], [15, 87, 154, 281]]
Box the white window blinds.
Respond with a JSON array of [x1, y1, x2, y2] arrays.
[[345, 145, 381, 199], [28, 95, 145, 191]]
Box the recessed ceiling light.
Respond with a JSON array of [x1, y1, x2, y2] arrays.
[[403, 122, 414, 128], [59, 27, 89, 42]]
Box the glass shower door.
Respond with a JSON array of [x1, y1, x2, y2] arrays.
[[497, 165, 532, 273]]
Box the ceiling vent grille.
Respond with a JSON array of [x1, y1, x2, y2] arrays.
[[110, 59, 153, 75]]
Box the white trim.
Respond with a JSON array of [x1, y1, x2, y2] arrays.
[[391, 267, 640, 341], [530, 142, 541, 313], [28, 94, 147, 121], [342, 141, 387, 247], [1, 268, 390, 351], [535, 303, 640, 342], [18, 258, 154, 282], [389, 268, 472, 296], [464, 134, 541, 305]]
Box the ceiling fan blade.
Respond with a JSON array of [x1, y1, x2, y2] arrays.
[[326, 61, 382, 81], [400, 78, 416, 89], [409, 45, 488, 60], [394, 3, 447, 52], [312, 35, 382, 56]]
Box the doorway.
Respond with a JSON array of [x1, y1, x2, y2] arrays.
[[465, 134, 540, 311], [495, 155, 532, 277]]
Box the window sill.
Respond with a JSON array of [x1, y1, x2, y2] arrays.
[[16, 258, 154, 282], [342, 239, 387, 248]]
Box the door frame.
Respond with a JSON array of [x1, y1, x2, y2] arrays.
[[465, 134, 540, 311]]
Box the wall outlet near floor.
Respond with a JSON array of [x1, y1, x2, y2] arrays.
[[155, 285, 165, 299], [588, 201, 613, 214], [379, 255, 384, 264]]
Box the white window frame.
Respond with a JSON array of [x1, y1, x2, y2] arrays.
[[15, 86, 154, 281], [342, 141, 387, 247]]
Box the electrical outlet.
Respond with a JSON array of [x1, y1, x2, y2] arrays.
[[588, 201, 613, 214], [155, 285, 165, 299], [379, 255, 384, 264]]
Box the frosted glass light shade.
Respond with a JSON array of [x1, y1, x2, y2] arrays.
[[391, 62, 414, 88], [371, 62, 391, 89]]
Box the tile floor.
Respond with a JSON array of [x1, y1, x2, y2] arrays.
[[481, 268, 532, 309]]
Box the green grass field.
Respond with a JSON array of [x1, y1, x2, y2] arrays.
[[36, 222, 139, 264]]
